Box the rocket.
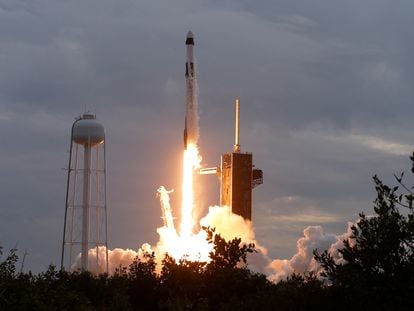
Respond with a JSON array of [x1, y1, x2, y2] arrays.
[[184, 31, 198, 150]]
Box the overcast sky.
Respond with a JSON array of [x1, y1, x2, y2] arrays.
[[1, 0, 414, 272]]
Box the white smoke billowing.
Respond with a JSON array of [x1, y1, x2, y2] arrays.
[[73, 243, 153, 275], [154, 204, 268, 273], [200, 206, 256, 245], [74, 203, 269, 275], [325, 221, 356, 265], [75, 194, 355, 282], [267, 222, 355, 282], [268, 226, 336, 282]]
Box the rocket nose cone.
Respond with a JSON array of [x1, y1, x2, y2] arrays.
[[186, 31, 194, 45]]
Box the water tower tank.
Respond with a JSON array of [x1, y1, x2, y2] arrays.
[[72, 113, 105, 146]]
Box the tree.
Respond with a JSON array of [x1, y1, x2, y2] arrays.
[[201, 227, 272, 310], [271, 273, 326, 311], [159, 254, 208, 310], [203, 226, 256, 270], [0, 246, 18, 280], [314, 154, 414, 309], [0, 247, 19, 308], [157, 228, 270, 310], [126, 252, 159, 310]]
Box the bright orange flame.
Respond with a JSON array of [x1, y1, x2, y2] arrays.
[[155, 143, 213, 263], [180, 143, 200, 238]]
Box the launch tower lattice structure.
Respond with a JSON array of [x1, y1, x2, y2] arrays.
[[61, 113, 108, 273]]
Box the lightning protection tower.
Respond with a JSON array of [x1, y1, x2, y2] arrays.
[[199, 98, 263, 220], [219, 98, 263, 220], [61, 113, 108, 273]]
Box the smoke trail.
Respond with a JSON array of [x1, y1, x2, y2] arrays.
[[157, 186, 175, 230]]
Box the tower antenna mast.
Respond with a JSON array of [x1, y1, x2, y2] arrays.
[[233, 98, 240, 153]]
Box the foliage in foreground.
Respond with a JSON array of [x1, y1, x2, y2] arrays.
[[0, 230, 324, 311], [2, 156, 414, 310], [314, 167, 414, 310]]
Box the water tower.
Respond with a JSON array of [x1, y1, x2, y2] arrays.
[[61, 113, 108, 273]]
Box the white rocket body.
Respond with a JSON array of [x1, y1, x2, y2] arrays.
[[184, 31, 199, 149]]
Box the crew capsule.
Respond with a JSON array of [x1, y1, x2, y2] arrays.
[[186, 31, 194, 45]]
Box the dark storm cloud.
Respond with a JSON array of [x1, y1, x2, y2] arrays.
[[1, 0, 413, 268]]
